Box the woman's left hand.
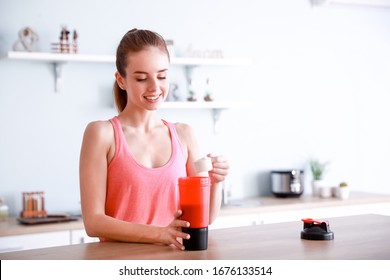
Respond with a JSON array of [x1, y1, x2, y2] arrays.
[[207, 154, 229, 185]]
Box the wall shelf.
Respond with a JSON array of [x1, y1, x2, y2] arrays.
[[1, 51, 250, 93], [2, 51, 251, 66], [160, 101, 247, 109], [1, 51, 250, 133], [160, 101, 249, 133], [2, 51, 115, 63]]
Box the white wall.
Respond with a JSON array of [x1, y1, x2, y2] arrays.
[[1, 0, 389, 215]]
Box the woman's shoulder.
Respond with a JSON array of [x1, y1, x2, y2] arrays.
[[172, 122, 194, 135], [172, 122, 197, 144], [83, 119, 114, 142], [85, 119, 112, 131]]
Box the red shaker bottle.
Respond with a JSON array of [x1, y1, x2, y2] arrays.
[[178, 176, 210, 250]]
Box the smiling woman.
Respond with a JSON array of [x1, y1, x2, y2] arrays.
[[78, 28, 229, 251], [113, 29, 170, 113], [115, 46, 169, 111]]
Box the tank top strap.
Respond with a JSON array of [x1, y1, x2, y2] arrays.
[[161, 119, 186, 159], [108, 116, 123, 160]]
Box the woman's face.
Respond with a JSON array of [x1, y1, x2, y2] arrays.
[[117, 46, 170, 111]]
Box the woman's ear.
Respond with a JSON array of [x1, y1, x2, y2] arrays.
[[115, 71, 126, 90]]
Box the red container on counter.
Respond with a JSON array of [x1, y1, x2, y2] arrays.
[[178, 176, 210, 250]]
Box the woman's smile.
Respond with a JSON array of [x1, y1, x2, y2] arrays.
[[144, 94, 162, 103]]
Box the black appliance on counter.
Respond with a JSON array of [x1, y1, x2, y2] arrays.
[[271, 170, 304, 198]]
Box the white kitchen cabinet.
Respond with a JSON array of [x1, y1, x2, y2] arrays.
[[210, 194, 390, 229], [0, 229, 99, 253], [310, 202, 390, 219], [209, 213, 259, 230], [258, 209, 311, 225], [0, 231, 70, 253], [259, 202, 390, 226]]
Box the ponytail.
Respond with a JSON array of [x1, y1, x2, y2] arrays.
[[113, 80, 127, 113]]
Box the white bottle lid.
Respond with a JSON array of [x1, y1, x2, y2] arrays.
[[194, 157, 213, 174]]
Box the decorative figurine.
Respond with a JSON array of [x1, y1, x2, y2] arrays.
[[60, 26, 70, 53], [13, 27, 39, 52], [204, 78, 214, 102], [60, 26, 70, 41], [51, 26, 78, 54], [72, 30, 78, 53], [187, 79, 197, 102]]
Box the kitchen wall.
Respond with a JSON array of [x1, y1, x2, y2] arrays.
[[1, 0, 389, 215]]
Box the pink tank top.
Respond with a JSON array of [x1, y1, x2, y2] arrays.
[[106, 116, 187, 227]]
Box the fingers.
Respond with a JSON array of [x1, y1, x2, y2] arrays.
[[207, 154, 229, 183], [168, 227, 190, 250], [172, 239, 186, 250], [212, 162, 229, 174], [209, 155, 230, 170], [177, 230, 190, 242], [173, 210, 190, 227], [171, 218, 190, 229], [164, 210, 190, 250], [210, 172, 227, 183], [174, 209, 183, 219]]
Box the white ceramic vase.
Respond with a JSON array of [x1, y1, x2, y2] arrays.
[[319, 186, 332, 198], [311, 180, 324, 197], [338, 187, 350, 200]]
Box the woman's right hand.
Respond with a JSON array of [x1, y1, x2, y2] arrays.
[[160, 210, 190, 250]]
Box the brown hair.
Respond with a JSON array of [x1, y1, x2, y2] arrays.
[[113, 28, 170, 112]]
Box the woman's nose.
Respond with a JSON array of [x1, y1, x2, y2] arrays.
[[147, 78, 159, 91]]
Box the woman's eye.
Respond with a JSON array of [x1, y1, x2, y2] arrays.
[[135, 76, 166, 82]]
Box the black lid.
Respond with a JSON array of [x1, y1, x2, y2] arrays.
[[300, 218, 334, 241]]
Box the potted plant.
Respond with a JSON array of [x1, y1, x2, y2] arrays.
[[310, 159, 329, 196], [338, 182, 350, 200]]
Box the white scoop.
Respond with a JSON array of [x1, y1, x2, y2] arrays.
[[194, 157, 213, 174]]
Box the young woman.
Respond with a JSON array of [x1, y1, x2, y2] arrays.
[[79, 29, 229, 250]]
